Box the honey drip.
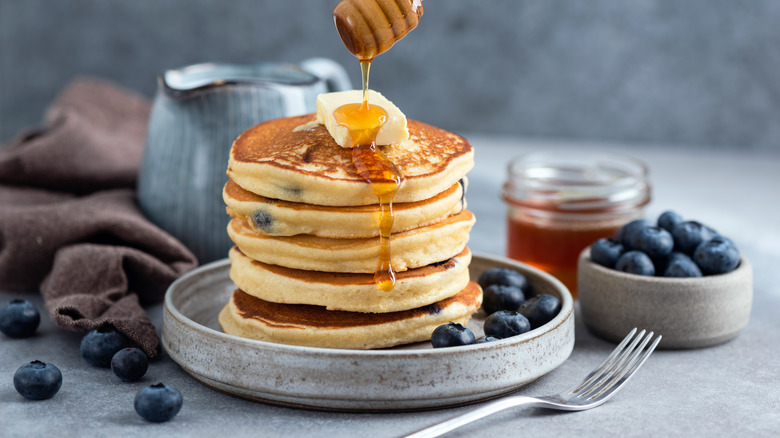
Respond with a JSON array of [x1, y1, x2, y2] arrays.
[[360, 60, 371, 102], [334, 95, 402, 292], [332, 0, 421, 291], [352, 142, 402, 291]]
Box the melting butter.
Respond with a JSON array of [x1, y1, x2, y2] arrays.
[[316, 90, 408, 148]]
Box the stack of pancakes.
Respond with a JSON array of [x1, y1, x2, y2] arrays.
[[218, 114, 480, 349]]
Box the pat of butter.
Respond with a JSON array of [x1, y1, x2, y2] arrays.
[[316, 90, 409, 148]]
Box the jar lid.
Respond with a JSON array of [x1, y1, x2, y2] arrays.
[[503, 150, 651, 213]]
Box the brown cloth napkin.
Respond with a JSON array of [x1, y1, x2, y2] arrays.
[[0, 78, 198, 358]]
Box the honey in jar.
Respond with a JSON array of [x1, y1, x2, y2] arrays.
[[503, 151, 651, 296]]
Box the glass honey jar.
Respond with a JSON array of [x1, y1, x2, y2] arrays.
[[503, 151, 651, 296]]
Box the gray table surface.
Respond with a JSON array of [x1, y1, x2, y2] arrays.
[[2, 137, 779, 437]]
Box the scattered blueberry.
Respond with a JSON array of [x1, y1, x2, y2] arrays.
[[475, 335, 499, 343], [663, 252, 702, 278], [134, 383, 183, 423], [482, 284, 525, 315], [111, 348, 149, 383], [627, 225, 674, 258], [616, 219, 650, 248], [518, 294, 562, 329], [615, 251, 656, 276], [476, 268, 530, 294], [694, 237, 740, 275], [0, 299, 40, 338], [431, 322, 476, 348], [13, 360, 62, 400], [657, 210, 684, 233], [672, 221, 718, 255], [590, 238, 625, 269], [80, 325, 131, 368], [483, 310, 531, 339]]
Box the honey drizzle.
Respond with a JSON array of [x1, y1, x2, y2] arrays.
[[332, 0, 422, 291], [351, 143, 401, 291], [361, 60, 371, 101], [333, 67, 403, 291]]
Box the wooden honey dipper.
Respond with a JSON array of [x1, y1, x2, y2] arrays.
[[333, 0, 424, 62]]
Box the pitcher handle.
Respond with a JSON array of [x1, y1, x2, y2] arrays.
[[300, 57, 352, 92]]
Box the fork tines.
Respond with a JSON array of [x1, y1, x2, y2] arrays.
[[573, 328, 662, 400]]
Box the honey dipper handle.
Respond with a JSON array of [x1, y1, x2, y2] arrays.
[[333, 0, 424, 61]]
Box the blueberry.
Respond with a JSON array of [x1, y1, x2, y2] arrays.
[[13, 360, 62, 400], [590, 238, 625, 269], [111, 348, 149, 383], [657, 210, 684, 233], [615, 251, 655, 276], [482, 284, 525, 315], [663, 252, 702, 278], [80, 325, 131, 368], [694, 237, 740, 275], [483, 310, 531, 339], [518, 294, 562, 329], [431, 322, 476, 348], [628, 225, 674, 258], [615, 219, 650, 248], [252, 210, 273, 232], [476, 268, 530, 294], [475, 335, 499, 343], [134, 383, 183, 423], [672, 221, 718, 255], [0, 299, 40, 338]]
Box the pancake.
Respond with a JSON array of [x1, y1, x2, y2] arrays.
[[222, 178, 467, 238], [218, 281, 483, 349], [227, 114, 474, 206], [229, 246, 472, 313], [224, 178, 467, 238], [227, 210, 475, 273]]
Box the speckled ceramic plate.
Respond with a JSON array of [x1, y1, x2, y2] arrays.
[[161, 253, 574, 411]]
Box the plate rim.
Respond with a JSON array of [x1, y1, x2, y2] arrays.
[[161, 251, 575, 410], [163, 251, 573, 357]]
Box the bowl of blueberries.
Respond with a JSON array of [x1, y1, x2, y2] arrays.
[[578, 210, 753, 349]]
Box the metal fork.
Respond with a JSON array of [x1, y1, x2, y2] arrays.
[[403, 328, 661, 438]]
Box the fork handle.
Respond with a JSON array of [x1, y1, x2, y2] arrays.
[[402, 396, 542, 438]]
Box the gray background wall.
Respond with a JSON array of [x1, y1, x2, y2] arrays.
[[2, 0, 779, 151]]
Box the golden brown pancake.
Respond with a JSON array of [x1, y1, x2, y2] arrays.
[[218, 281, 483, 349], [223, 178, 467, 238], [227, 114, 474, 206], [229, 246, 472, 313], [227, 210, 475, 273]]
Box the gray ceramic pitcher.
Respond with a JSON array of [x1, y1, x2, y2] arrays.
[[138, 58, 351, 264]]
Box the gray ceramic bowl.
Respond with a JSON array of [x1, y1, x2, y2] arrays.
[[578, 248, 753, 349]]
